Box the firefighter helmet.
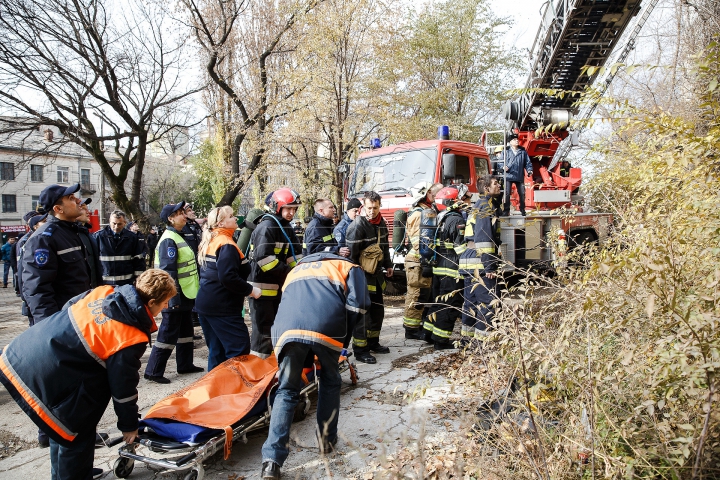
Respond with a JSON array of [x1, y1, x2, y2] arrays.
[[269, 188, 302, 214], [410, 181, 433, 207], [435, 186, 469, 211]]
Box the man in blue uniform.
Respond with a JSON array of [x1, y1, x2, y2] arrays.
[[95, 210, 145, 285], [303, 198, 350, 257]]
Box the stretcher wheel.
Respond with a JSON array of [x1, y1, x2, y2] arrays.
[[113, 457, 134, 478], [183, 465, 204, 480]]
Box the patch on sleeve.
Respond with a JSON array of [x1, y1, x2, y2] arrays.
[[167, 246, 177, 259], [335, 232, 343, 243], [34, 248, 50, 266]]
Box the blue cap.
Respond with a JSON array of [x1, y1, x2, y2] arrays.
[[39, 184, 80, 212], [23, 210, 41, 223], [160, 201, 186, 223], [29, 213, 49, 230]]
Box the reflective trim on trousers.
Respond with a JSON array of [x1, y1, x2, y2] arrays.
[[367, 330, 380, 339], [432, 326, 452, 339], [403, 316, 422, 327]]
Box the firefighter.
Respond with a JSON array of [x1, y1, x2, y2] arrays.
[[95, 210, 146, 286], [0, 269, 176, 480], [334, 197, 361, 248], [426, 186, 468, 350], [196, 206, 262, 371], [346, 191, 393, 364], [403, 182, 443, 340], [302, 198, 350, 257], [501, 133, 533, 216], [144, 201, 204, 383], [458, 175, 503, 347], [260, 252, 369, 479], [247, 188, 303, 358]]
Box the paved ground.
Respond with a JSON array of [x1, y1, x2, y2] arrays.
[[0, 281, 461, 479]]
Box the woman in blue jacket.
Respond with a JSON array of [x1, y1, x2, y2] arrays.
[[196, 206, 262, 371]]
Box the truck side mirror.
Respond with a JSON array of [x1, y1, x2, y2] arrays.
[[442, 153, 456, 179]]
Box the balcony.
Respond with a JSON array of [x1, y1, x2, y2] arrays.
[[80, 183, 97, 194]]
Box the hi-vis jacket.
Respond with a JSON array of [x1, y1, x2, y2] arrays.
[[196, 228, 253, 317], [248, 214, 303, 298], [458, 195, 502, 276], [271, 253, 369, 360], [0, 285, 157, 446], [432, 210, 466, 278], [155, 227, 199, 310]]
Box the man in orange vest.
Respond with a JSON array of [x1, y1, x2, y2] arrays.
[[0, 269, 176, 480]]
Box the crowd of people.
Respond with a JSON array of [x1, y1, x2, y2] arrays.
[[0, 175, 503, 480]]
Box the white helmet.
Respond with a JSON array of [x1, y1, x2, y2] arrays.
[[410, 181, 433, 207]]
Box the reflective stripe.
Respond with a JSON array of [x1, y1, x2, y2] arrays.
[[368, 284, 377, 292], [403, 316, 422, 327], [258, 255, 277, 266], [476, 242, 494, 249], [477, 247, 495, 254], [177, 271, 196, 279], [177, 337, 194, 344], [345, 304, 367, 314], [251, 350, 271, 359], [367, 330, 380, 338], [177, 259, 194, 268], [459, 259, 485, 269], [102, 274, 133, 282], [261, 258, 279, 272], [302, 243, 307, 249], [154, 341, 175, 350], [241, 258, 249, 265], [423, 322, 434, 332], [132, 254, 144, 259], [250, 282, 280, 291], [353, 338, 367, 347], [67, 308, 106, 368], [454, 244, 467, 254], [432, 267, 460, 278], [113, 393, 138, 404], [175, 241, 189, 249], [57, 246, 82, 256], [432, 326, 452, 339], [275, 329, 344, 354], [461, 325, 474, 337], [322, 234, 333, 242], [99, 255, 131, 261], [134, 271, 144, 276]]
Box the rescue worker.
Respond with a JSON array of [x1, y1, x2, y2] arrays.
[[247, 188, 303, 358], [22, 183, 90, 322], [96, 210, 145, 286], [403, 182, 443, 340], [196, 206, 262, 371], [501, 133, 533, 216], [425, 186, 468, 350], [144, 201, 204, 383], [260, 252, 369, 479], [333, 197, 361, 249], [77, 199, 103, 288], [16, 212, 46, 326], [303, 198, 350, 257], [458, 175, 503, 347], [346, 191, 393, 364], [0, 269, 177, 480]]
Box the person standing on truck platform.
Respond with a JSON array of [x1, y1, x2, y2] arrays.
[[334, 197, 361, 248], [459, 175, 503, 347], [403, 182, 443, 340], [247, 188, 303, 358], [346, 191, 393, 364], [144, 201, 204, 383], [259, 252, 369, 479], [302, 199, 350, 257], [502, 134, 533, 216]]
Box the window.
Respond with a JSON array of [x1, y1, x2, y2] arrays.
[[30, 164, 43, 182], [453, 155, 471, 184], [474, 157, 489, 177], [0, 162, 14, 181], [57, 166, 69, 183], [32, 195, 40, 211], [80, 168, 91, 187], [2, 195, 17, 213]]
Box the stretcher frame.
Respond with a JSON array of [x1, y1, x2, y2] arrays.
[[113, 358, 358, 480]]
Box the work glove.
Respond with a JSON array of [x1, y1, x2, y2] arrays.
[[421, 265, 433, 278]]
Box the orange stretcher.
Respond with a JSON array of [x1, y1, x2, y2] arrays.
[[113, 353, 357, 480]]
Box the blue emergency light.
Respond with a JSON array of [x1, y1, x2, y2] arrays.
[[371, 138, 381, 149], [438, 125, 450, 140]]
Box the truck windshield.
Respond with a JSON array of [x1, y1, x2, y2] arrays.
[[349, 148, 437, 196]]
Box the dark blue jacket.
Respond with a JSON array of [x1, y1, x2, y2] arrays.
[[196, 232, 253, 316], [21, 215, 91, 322], [248, 214, 303, 298], [182, 220, 202, 254], [303, 213, 340, 256], [95, 226, 145, 286], [459, 195, 502, 275], [0, 285, 153, 446], [502, 146, 533, 182], [271, 253, 369, 360], [1, 242, 11, 262], [333, 213, 353, 248], [78, 224, 103, 288]]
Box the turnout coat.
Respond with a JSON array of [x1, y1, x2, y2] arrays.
[[0, 285, 157, 446], [271, 253, 369, 360]]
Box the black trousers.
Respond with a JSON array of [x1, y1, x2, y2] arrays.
[[503, 180, 526, 215], [145, 309, 195, 376], [249, 297, 281, 359], [429, 275, 464, 344], [353, 281, 384, 353]]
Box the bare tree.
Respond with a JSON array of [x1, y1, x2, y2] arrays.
[[0, 0, 201, 229]]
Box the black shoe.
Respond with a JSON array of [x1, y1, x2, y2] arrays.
[[355, 352, 377, 364], [369, 344, 390, 354], [92, 467, 104, 479], [144, 373, 171, 384], [405, 329, 425, 340], [521, 211, 527, 216], [37, 433, 49, 448], [95, 432, 109, 447], [261, 461, 281, 480], [423, 331, 434, 344], [178, 365, 204, 374], [434, 341, 457, 351]]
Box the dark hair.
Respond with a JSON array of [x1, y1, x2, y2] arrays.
[[363, 191, 381, 204], [478, 174, 498, 193]]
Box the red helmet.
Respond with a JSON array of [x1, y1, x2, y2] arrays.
[[435, 186, 460, 211], [269, 188, 302, 214]]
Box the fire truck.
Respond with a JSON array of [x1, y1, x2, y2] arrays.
[[345, 0, 655, 285]]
